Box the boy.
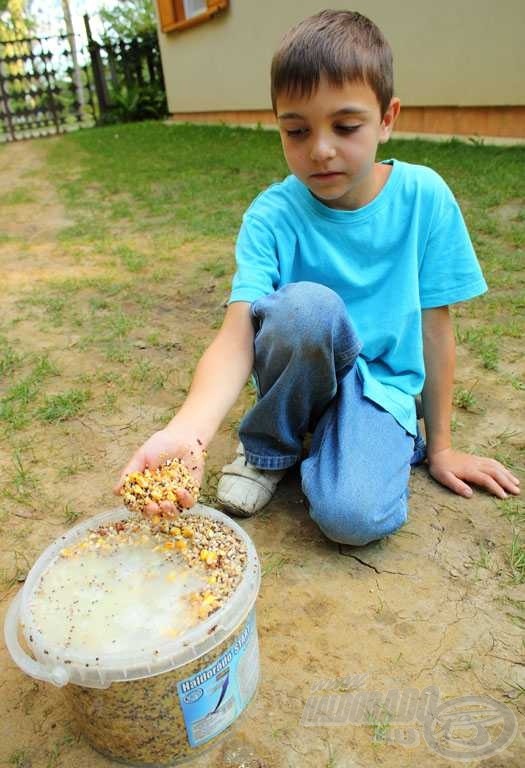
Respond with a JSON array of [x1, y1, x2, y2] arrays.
[[115, 10, 519, 545]]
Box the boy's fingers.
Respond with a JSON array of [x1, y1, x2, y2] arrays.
[[144, 501, 160, 516], [176, 488, 194, 509], [442, 471, 473, 498], [484, 460, 521, 490], [114, 455, 145, 493], [114, 450, 169, 493], [471, 471, 508, 499], [494, 471, 520, 495], [159, 500, 178, 517]]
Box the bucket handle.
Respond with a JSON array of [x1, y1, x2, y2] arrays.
[[4, 591, 70, 688]]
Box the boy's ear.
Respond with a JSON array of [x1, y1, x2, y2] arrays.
[[379, 97, 401, 144]]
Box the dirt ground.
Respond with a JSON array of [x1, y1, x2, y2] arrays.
[[1, 139, 524, 768]]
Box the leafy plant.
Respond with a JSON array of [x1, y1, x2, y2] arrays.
[[99, 0, 156, 40], [100, 83, 168, 124]]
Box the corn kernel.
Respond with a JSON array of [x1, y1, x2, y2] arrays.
[[202, 593, 216, 606], [200, 550, 218, 566]]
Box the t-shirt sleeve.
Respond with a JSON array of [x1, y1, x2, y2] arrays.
[[419, 176, 487, 308], [229, 213, 280, 304]]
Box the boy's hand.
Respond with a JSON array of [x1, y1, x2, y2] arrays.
[[113, 424, 206, 516], [427, 447, 521, 499]]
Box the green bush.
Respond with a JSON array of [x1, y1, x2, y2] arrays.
[[98, 82, 168, 124]]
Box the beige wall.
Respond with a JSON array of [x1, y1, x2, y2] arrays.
[[157, 0, 525, 113]]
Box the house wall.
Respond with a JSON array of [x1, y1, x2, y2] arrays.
[[156, 0, 525, 137]]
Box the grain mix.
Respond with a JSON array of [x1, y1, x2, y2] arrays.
[[25, 459, 258, 766], [66, 615, 254, 765], [58, 510, 252, 764], [121, 457, 200, 515]]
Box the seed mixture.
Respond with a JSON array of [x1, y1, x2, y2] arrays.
[[52, 513, 252, 765], [120, 457, 200, 515], [55, 512, 247, 629], [26, 463, 254, 766], [65, 611, 257, 765]]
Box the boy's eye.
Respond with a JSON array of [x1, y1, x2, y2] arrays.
[[336, 124, 361, 134], [285, 128, 308, 137]]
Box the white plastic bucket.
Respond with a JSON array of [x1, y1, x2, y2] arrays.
[[4, 504, 261, 766]]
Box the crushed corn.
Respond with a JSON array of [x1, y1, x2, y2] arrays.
[[121, 458, 199, 517], [57, 505, 246, 631]]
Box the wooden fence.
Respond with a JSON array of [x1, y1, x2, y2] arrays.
[[0, 18, 167, 141], [0, 33, 89, 141], [84, 16, 166, 123]]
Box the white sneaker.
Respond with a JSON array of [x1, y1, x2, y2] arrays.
[[216, 443, 286, 517]]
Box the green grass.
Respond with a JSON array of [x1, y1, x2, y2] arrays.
[[4, 188, 35, 205], [37, 389, 90, 422], [58, 455, 94, 479], [11, 450, 37, 493], [0, 353, 60, 431], [366, 704, 392, 744], [45, 122, 290, 239], [0, 337, 22, 377], [63, 503, 81, 524], [261, 551, 290, 577], [8, 748, 31, 767], [497, 498, 525, 526], [113, 244, 147, 272], [453, 383, 479, 411], [471, 542, 492, 572], [509, 534, 525, 583]]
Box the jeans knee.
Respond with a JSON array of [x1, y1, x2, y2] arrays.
[[254, 282, 347, 354], [308, 492, 407, 547]]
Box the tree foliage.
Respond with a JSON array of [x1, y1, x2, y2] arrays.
[[99, 0, 156, 40], [0, 0, 34, 41]]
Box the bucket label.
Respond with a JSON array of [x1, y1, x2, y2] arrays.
[[177, 610, 259, 747]]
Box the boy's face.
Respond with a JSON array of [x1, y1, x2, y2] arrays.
[[275, 76, 400, 210]]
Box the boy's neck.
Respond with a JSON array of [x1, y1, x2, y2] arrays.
[[312, 161, 392, 212]]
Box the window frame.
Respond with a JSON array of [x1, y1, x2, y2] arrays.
[[157, 0, 229, 34]]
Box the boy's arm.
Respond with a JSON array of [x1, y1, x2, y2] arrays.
[[172, 301, 255, 446], [114, 301, 255, 507], [421, 306, 520, 499]]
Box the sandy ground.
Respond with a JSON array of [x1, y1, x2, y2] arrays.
[[0, 139, 524, 768]]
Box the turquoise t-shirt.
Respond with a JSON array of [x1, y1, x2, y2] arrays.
[[229, 160, 487, 436]]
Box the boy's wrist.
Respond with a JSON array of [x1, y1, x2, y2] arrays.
[[426, 440, 452, 460], [164, 412, 215, 449]]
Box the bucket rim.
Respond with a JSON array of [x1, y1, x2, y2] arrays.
[[13, 504, 260, 688]]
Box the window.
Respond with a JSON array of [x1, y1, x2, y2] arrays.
[[157, 0, 229, 33]]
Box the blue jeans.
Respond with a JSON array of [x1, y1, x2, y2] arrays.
[[238, 282, 426, 546]]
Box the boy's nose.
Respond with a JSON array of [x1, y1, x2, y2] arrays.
[[310, 138, 336, 162]]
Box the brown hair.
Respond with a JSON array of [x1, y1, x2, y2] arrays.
[[271, 9, 394, 117]]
